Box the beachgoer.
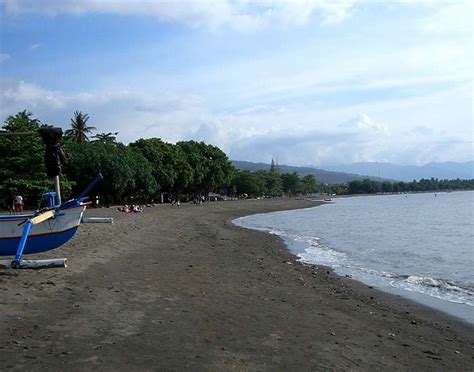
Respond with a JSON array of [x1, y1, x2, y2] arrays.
[[132, 204, 142, 213], [14, 195, 24, 213]]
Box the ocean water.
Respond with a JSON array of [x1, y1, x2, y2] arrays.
[[234, 191, 474, 323]]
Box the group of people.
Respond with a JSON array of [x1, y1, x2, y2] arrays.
[[117, 204, 143, 213]]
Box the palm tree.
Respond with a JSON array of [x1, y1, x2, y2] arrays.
[[92, 132, 119, 144], [65, 111, 96, 142]]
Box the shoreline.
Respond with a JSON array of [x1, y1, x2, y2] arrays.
[[235, 196, 474, 325], [1, 198, 473, 370]]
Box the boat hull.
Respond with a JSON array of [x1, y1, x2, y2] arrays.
[[0, 205, 85, 256]]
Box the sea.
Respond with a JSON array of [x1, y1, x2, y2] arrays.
[[234, 191, 474, 323]]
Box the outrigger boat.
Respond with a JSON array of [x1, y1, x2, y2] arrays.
[[0, 127, 102, 269]]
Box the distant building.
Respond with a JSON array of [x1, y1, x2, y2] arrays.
[[270, 158, 280, 174]]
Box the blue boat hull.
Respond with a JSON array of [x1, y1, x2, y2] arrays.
[[0, 227, 79, 256], [0, 204, 85, 257]]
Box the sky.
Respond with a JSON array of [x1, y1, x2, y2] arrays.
[[0, 0, 472, 166]]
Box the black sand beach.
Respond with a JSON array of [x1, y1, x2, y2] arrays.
[[1, 198, 473, 370]]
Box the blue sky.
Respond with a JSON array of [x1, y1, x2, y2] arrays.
[[0, 0, 472, 166]]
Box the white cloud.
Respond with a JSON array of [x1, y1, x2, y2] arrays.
[[0, 0, 355, 30], [1, 80, 65, 112], [0, 53, 10, 62], [1, 78, 471, 166], [1, 1, 471, 166], [0, 79, 211, 143], [29, 43, 41, 50], [338, 113, 388, 135]]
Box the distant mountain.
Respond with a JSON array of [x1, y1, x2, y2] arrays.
[[319, 161, 474, 182], [231, 160, 387, 185]]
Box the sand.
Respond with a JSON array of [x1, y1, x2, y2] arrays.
[[0, 198, 473, 371]]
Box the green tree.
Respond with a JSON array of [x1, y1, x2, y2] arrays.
[[257, 170, 283, 197], [64, 141, 156, 204], [172, 145, 194, 193], [177, 141, 235, 194], [230, 170, 265, 197], [92, 132, 119, 144], [381, 181, 393, 193], [281, 172, 301, 195], [129, 138, 181, 192], [301, 174, 318, 194], [65, 111, 96, 143], [0, 111, 51, 208]]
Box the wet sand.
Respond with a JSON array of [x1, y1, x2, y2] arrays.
[[0, 198, 473, 370]]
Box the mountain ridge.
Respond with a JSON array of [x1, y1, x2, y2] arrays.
[[319, 161, 474, 182], [231, 160, 474, 184], [231, 160, 387, 184]]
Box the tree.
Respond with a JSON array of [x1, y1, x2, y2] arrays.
[[230, 170, 265, 197], [256, 170, 283, 196], [65, 111, 96, 143], [0, 111, 50, 208], [92, 132, 119, 144], [172, 145, 194, 193], [63, 141, 157, 204], [281, 172, 301, 195], [176, 141, 235, 194], [301, 174, 318, 194], [129, 138, 182, 192], [381, 181, 393, 193]]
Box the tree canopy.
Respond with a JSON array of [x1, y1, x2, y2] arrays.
[[64, 111, 96, 143], [1, 110, 473, 209]]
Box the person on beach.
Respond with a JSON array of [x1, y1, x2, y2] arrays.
[[118, 205, 131, 213], [14, 195, 24, 213], [132, 204, 143, 213]]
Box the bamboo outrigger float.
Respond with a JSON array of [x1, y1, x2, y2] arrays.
[[0, 127, 102, 269]]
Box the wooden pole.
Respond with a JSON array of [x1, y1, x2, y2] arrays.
[[0, 258, 67, 269], [54, 175, 62, 205]]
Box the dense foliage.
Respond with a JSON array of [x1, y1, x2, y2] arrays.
[[0, 111, 237, 207], [1, 110, 473, 209], [0, 111, 73, 210]]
